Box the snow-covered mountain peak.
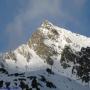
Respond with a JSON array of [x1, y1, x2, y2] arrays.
[[1, 20, 90, 68], [34, 20, 90, 52], [41, 20, 54, 28], [0, 20, 90, 90]]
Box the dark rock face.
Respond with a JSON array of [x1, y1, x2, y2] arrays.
[[39, 75, 56, 89], [61, 46, 76, 63], [46, 57, 54, 66], [39, 75, 46, 82], [0, 81, 3, 88], [31, 77, 40, 89], [0, 70, 57, 90], [46, 81, 56, 88], [60, 46, 76, 68], [4, 51, 17, 62], [73, 47, 90, 83], [0, 68, 8, 74], [19, 81, 29, 90], [8, 73, 25, 77], [5, 82, 10, 89], [46, 68, 54, 75], [28, 30, 54, 59], [61, 46, 90, 83]]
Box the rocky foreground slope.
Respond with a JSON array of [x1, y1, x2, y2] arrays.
[[0, 20, 90, 90]]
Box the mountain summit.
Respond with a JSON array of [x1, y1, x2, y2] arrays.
[[0, 20, 90, 90]]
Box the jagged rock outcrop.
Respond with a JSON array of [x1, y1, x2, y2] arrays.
[[61, 46, 90, 83], [28, 20, 58, 64]]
